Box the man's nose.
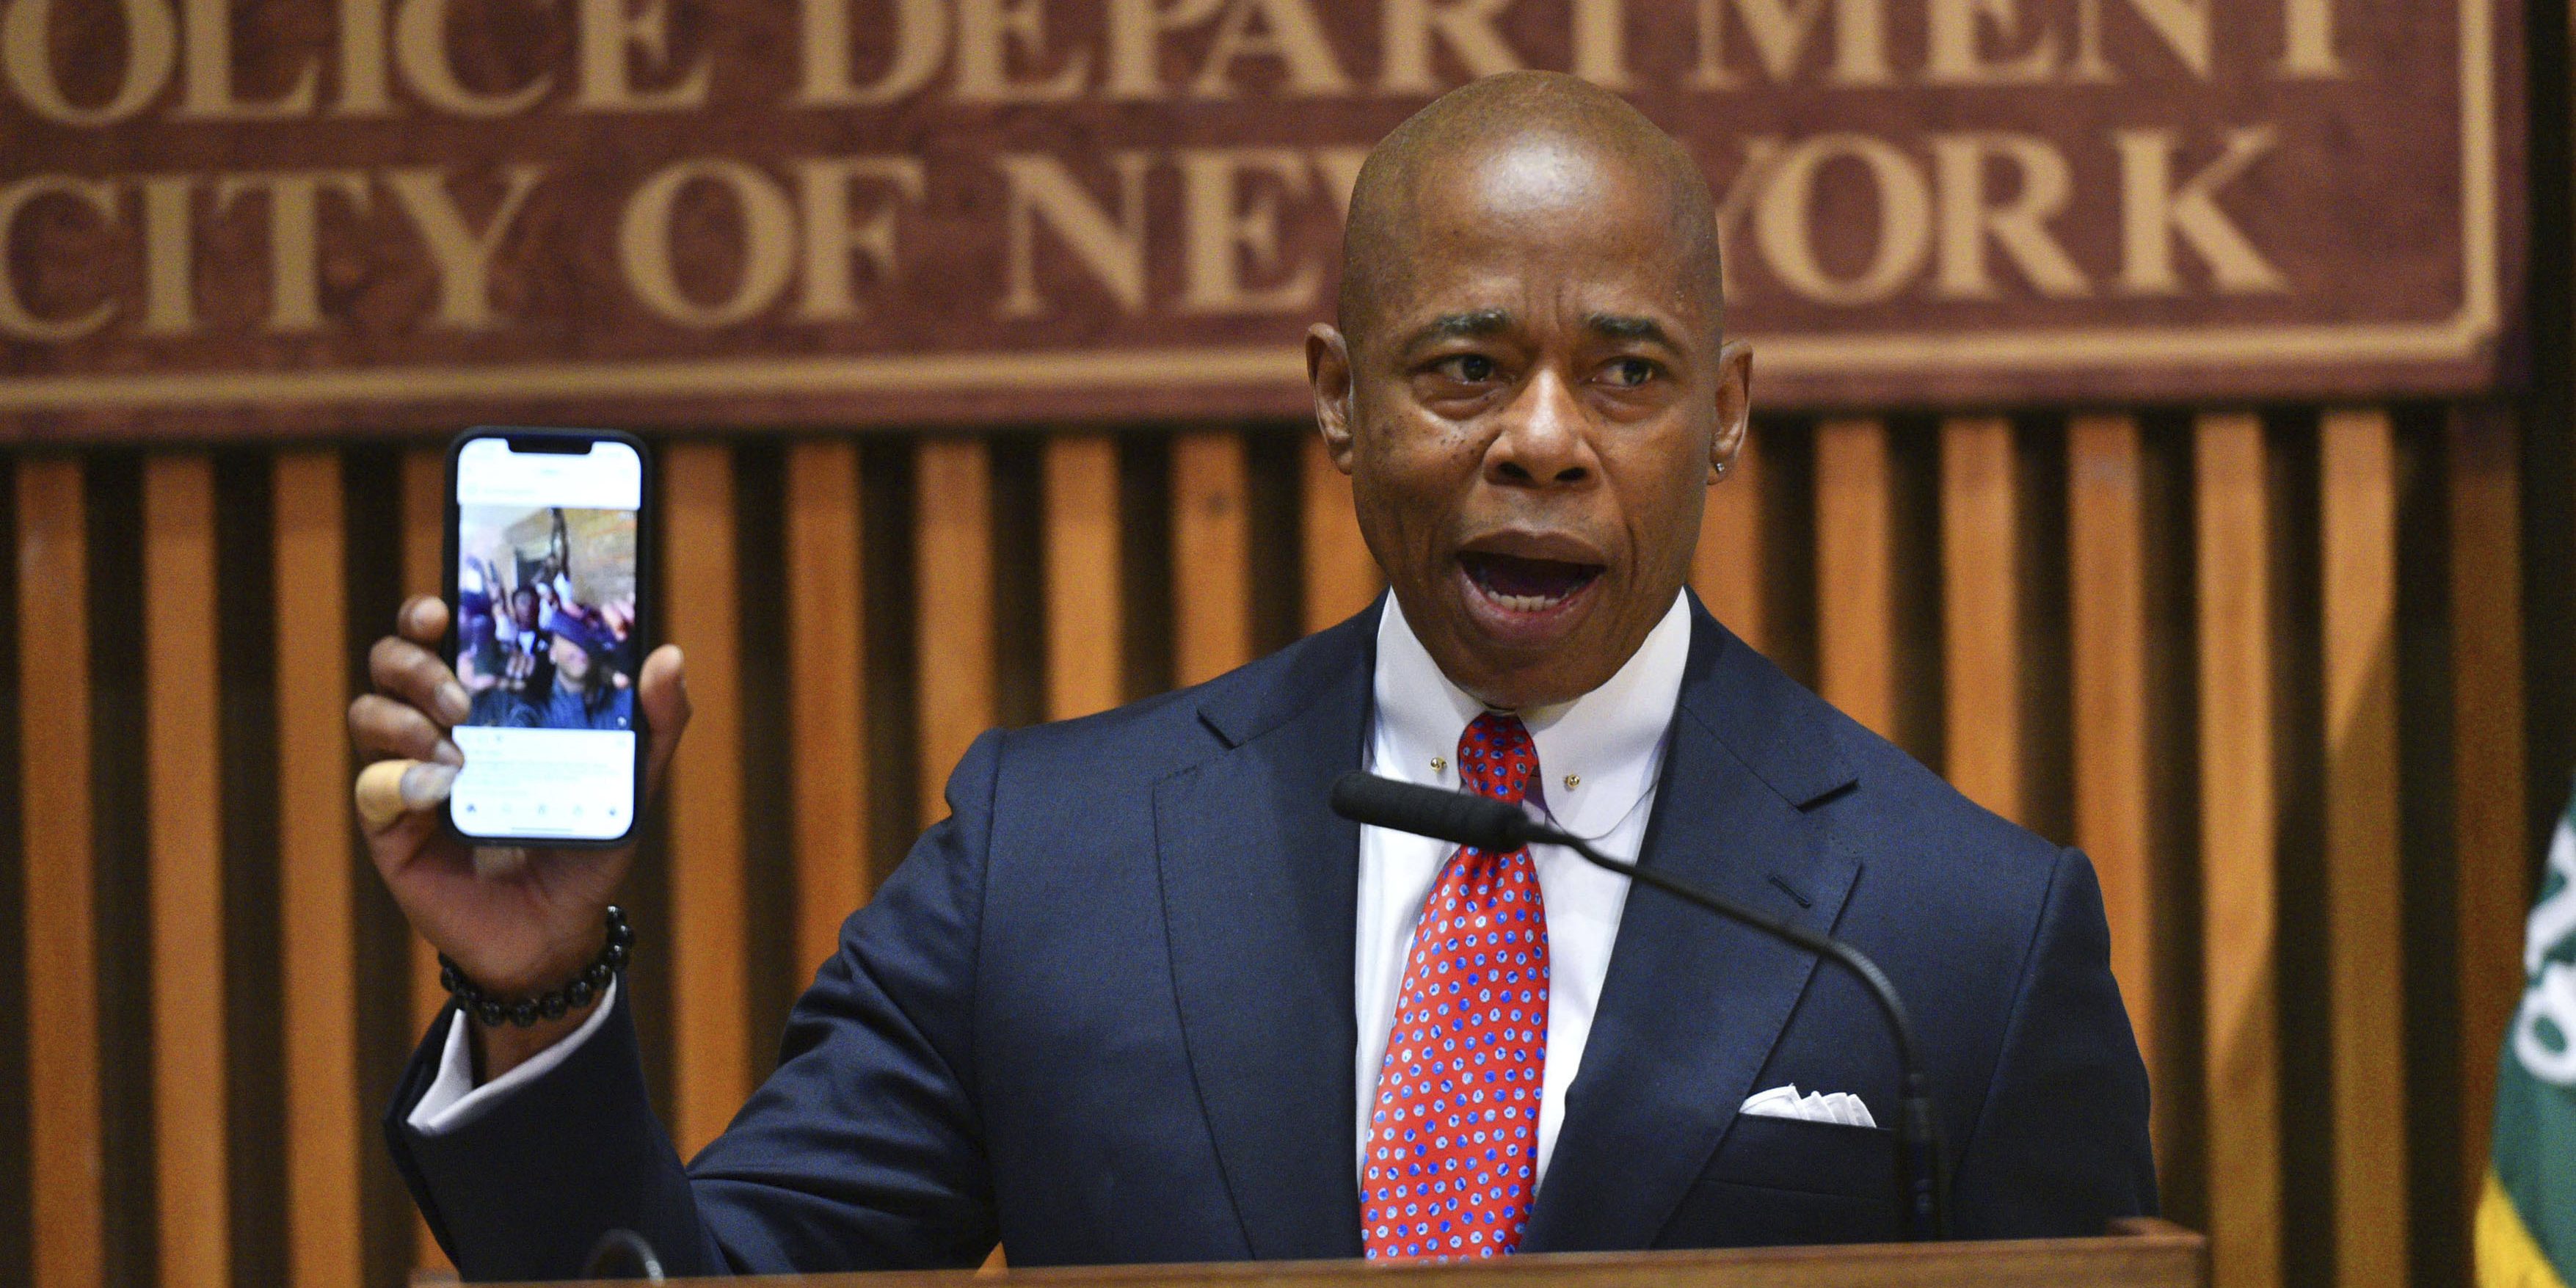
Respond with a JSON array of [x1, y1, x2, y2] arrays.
[[1485, 368, 1596, 487]]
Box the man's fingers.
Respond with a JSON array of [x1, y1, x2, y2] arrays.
[[354, 758, 459, 832], [349, 694, 465, 765], [399, 594, 450, 646], [637, 644, 689, 796], [369, 634, 470, 725]]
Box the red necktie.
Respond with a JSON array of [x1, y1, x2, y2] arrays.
[[1363, 711, 1549, 1260]]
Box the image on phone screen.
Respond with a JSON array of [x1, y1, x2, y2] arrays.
[[448, 436, 644, 842]]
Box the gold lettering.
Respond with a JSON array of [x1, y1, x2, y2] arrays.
[[997, 150, 1150, 317], [1177, 148, 1320, 314], [1378, 0, 1522, 95], [1753, 133, 1930, 305], [1, 0, 178, 125], [385, 164, 548, 329], [1931, 133, 2087, 298], [1926, 0, 2056, 84], [1107, 0, 1223, 100], [1191, 0, 1349, 97], [1571, 0, 1629, 89], [0, 176, 117, 341], [1709, 137, 1785, 297], [2275, 0, 2340, 78], [797, 0, 948, 106], [619, 159, 797, 326], [1689, 0, 1891, 89], [2070, 0, 2208, 81], [139, 175, 195, 334], [2114, 126, 2285, 294], [575, 0, 711, 112], [336, 0, 393, 113], [178, 0, 319, 118], [213, 170, 372, 332], [394, 0, 553, 115], [955, 0, 1090, 102], [793, 156, 925, 321]]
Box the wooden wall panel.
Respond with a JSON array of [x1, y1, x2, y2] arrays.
[[18, 459, 99, 1288], [1815, 418, 1895, 739], [664, 443, 749, 1158], [143, 456, 228, 1288], [916, 440, 995, 823], [1300, 434, 1379, 634], [1940, 416, 2024, 823], [1695, 428, 1765, 652], [273, 451, 361, 1288], [2066, 415, 2160, 1149], [2318, 409, 2406, 1288], [1173, 432, 1252, 686], [2193, 413, 2281, 1288], [2448, 404, 2528, 1240], [786, 440, 870, 974], [1043, 437, 1123, 721]]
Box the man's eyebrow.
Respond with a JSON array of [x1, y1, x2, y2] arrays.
[[1587, 313, 1677, 347], [1416, 309, 1514, 341]]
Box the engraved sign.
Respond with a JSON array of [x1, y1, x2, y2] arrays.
[[0, 0, 2522, 440]]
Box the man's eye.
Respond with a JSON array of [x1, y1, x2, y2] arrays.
[[1604, 357, 1657, 388], [1438, 354, 1498, 383]]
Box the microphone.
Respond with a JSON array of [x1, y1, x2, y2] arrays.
[[1330, 771, 1950, 1241]]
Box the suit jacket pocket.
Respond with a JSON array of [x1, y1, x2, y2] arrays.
[[1658, 1113, 1902, 1248]]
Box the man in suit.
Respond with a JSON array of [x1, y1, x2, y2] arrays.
[[351, 72, 2153, 1279]]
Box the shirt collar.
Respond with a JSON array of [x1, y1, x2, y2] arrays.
[[1370, 589, 1693, 844]]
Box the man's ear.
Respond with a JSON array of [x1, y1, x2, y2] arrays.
[[1308, 324, 1358, 474], [1708, 340, 1753, 482]]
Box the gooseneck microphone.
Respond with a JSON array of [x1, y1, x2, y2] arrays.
[[1329, 771, 1950, 1241]]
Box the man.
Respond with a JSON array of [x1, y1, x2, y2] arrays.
[[351, 73, 2153, 1279]]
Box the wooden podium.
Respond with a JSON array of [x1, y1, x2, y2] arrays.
[[512, 1220, 2204, 1287]]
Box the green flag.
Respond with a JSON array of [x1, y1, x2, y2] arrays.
[[2481, 785, 2576, 1288]]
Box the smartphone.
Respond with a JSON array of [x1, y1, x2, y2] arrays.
[[443, 428, 652, 847]]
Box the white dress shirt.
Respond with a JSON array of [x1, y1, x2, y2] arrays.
[[1356, 589, 1691, 1190], [415, 590, 1698, 1172]]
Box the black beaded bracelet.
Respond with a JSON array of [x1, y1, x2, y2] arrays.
[[439, 906, 633, 1028]]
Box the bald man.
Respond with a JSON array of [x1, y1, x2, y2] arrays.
[[365, 73, 2153, 1278]]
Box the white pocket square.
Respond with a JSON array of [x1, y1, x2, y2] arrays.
[[1739, 1084, 1878, 1128]]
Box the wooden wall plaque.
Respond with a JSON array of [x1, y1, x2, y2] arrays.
[[0, 0, 2523, 440]]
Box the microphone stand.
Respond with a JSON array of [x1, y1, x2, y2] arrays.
[[1331, 772, 1950, 1240]]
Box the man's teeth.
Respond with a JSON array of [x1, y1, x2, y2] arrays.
[[1481, 584, 1571, 612]]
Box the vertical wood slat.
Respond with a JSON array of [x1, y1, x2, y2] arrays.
[[395, 446, 456, 1272], [1043, 437, 1122, 720], [664, 443, 749, 1158], [2193, 412, 2281, 1288], [1940, 416, 2024, 823], [1814, 418, 1895, 739], [1694, 426, 1764, 652], [1172, 431, 1252, 686], [785, 440, 869, 973], [144, 456, 228, 1288], [2065, 415, 2159, 1145], [18, 459, 101, 1288], [2318, 408, 2406, 1288], [916, 439, 994, 824], [2448, 403, 2527, 1246], [274, 451, 362, 1288], [1300, 433, 1379, 634]]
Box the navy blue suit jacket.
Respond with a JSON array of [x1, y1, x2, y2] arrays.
[[386, 599, 2155, 1278]]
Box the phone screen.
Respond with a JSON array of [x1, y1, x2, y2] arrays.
[[448, 435, 645, 843]]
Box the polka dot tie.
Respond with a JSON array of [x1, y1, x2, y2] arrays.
[[1362, 711, 1549, 1261]]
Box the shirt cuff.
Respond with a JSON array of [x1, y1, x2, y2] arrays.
[[407, 978, 621, 1136]]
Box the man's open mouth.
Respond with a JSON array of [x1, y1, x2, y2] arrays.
[[1458, 550, 1606, 614]]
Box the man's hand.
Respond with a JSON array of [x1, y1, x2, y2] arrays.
[[349, 594, 689, 1078]]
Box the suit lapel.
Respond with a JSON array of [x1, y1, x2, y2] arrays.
[[1522, 609, 1863, 1252], [1153, 609, 1378, 1260]]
